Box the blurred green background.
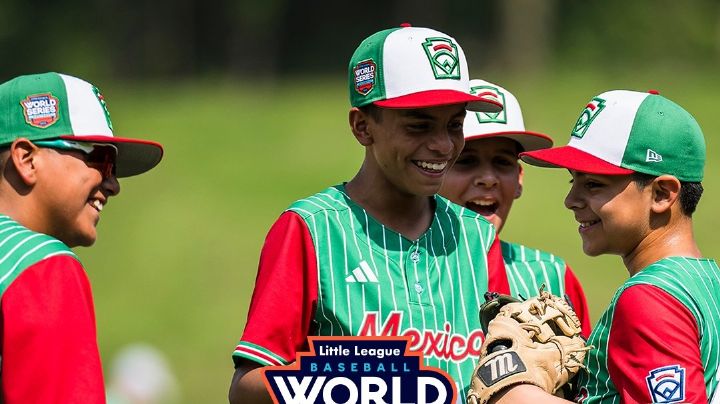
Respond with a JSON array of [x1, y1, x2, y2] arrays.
[[5, 0, 720, 403]]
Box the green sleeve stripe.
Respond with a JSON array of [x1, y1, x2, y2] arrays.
[[0, 237, 65, 284], [233, 342, 288, 366]]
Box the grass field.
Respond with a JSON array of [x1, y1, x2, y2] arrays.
[[77, 68, 720, 403]]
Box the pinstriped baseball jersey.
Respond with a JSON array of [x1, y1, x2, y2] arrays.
[[500, 241, 592, 338], [0, 215, 77, 295], [235, 184, 497, 398], [501, 241, 566, 298], [295, 185, 495, 396], [578, 257, 720, 403]]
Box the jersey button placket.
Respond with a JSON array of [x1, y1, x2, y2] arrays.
[[407, 241, 429, 305]]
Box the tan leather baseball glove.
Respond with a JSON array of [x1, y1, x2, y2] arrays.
[[466, 288, 590, 404]]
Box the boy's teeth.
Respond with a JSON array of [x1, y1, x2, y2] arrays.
[[92, 200, 103, 211], [472, 200, 495, 206], [417, 161, 447, 171]]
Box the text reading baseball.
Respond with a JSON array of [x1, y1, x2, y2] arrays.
[[263, 337, 455, 404]]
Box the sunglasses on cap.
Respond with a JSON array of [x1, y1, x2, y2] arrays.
[[33, 139, 118, 179]]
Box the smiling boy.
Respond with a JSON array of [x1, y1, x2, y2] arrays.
[[0, 72, 163, 403], [475, 89, 720, 403], [439, 80, 590, 337], [228, 25, 510, 403]]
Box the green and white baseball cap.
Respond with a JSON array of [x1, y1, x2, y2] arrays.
[[464, 79, 553, 152], [0, 72, 163, 177], [520, 90, 705, 182], [349, 24, 502, 113]]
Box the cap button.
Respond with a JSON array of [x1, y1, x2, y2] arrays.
[[400, 22, 412, 27], [648, 89, 660, 95]]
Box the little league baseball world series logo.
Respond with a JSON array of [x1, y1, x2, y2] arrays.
[[263, 336, 456, 404], [571, 97, 606, 138], [21, 93, 60, 128], [354, 59, 377, 96], [645, 365, 686, 403], [422, 38, 460, 80], [471, 85, 506, 124]]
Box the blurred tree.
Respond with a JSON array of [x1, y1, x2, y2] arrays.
[[554, 0, 720, 70], [0, 0, 718, 79], [497, 0, 557, 72]]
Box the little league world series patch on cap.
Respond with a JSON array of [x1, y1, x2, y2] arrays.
[[520, 90, 706, 182], [348, 25, 502, 113], [463, 79, 553, 152], [0, 72, 163, 177]]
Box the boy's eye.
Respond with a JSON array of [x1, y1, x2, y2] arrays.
[[448, 121, 464, 131], [454, 155, 476, 166], [407, 123, 430, 132], [494, 157, 515, 167]]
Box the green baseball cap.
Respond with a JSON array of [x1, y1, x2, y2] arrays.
[[348, 24, 502, 113], [0, 72, 163, 177], [520, 90, 705, 182]]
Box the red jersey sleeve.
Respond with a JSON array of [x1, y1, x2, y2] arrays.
[[487, 236, 511, 295], [233, 211, 318, 366], [563, 265, 591, 338], [608, 284, 706, 403], [0, 255, 105, 404]]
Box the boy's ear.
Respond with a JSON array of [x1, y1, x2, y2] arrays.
[[349, 107, 374, 146], [8, 138, 39, 186], [515, 164, 524, 199], [650, 175, 681, 214]]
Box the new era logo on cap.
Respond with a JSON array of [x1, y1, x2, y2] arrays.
[[520, 89, 706, 182], [348, 25, 502, 112], [646, 149, 662, 162]]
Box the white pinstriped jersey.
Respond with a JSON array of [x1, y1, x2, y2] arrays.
[[578, 257, 720, 403]]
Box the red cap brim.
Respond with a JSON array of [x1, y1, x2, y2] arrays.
[[60, 135, 163, 178], [519, 145, 635, 175], [374, 90, 502, 113], [464, 130, 553, 152]]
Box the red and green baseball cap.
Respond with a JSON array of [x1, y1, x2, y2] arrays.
[[348, 25, 502, 113], [0, 72, 163, 177], [463, 79, 553, 152], [520, 90, 705, 182]]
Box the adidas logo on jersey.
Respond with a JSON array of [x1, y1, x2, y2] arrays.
[[345, 261, 378, 283]]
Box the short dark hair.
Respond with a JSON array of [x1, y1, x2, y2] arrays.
[[0, 147, 9, 171], [632, 172, 703, 216], [358, 104, 383, 123]]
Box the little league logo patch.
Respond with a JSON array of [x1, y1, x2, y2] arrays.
[[646, 365, 686, 403], [354, 59, 377, 96], [422, 38, 461, 80], [92, 86, 114, 130], [571, 97, 606, 138], [263, 336, 456, 404], [471, 85, 506, 124], [21, 93, 60, 128]]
